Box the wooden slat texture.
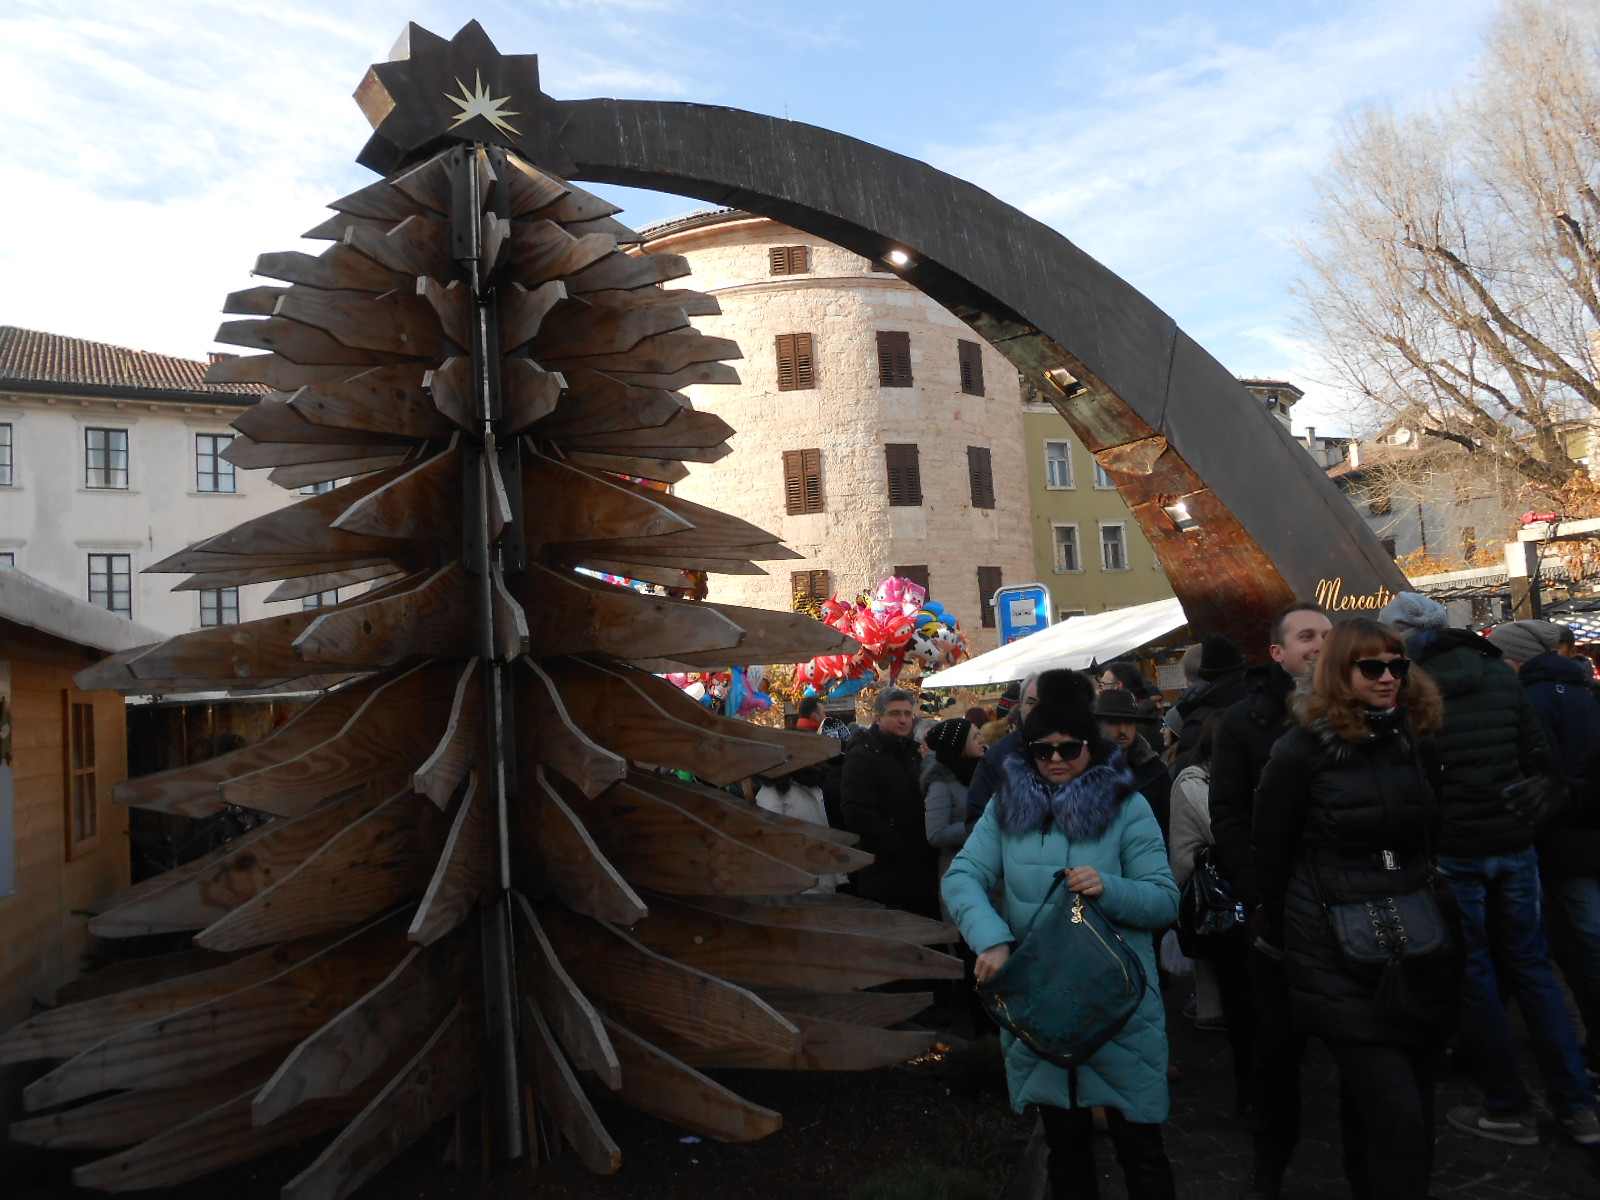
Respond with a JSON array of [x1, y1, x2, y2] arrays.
[[218, 662, 460, 816], [0, 936, 341, 1066], [266, 565, 402, 603], [224, 433, 414, 471], [216, 316, 413, 368], [388, 151, 454, 215], [510, 892, 620, 1088], [407, 775, 489, 945], [562, 451, 692, 485], [254, 246, 412, 294], [558, 407, 732, 455], [501, 356, 564, 433], [111, 673, 400, 815], [293, 563, 477, 666], [614, 593, 856, 670], [232, 394, 418, 449], [176, 559, 397, 594], [344, 214, 453, 280], [224, 285, 287, 315], [625, 895, 962, 993], [596, 1017, 781, 1144], [205, 354, 361, 390], [417, 276, 473, 351], [304, 212, 394, 241], [10, 1058, 280, 1150], [519, 995, 621, 1175], [424, 357, 474, 429], [565, 248, 691, 293], [330, 176, 433, 222], [289, 367, 456, 439], [412, 658, 483, 807], [626, 772, 869, 875], [543, 328, 738, 379], [558, 775, 817, 897], [605, 362, 741, 390], [749, 986, 933, 1029], [511, 566, 744, 662], [679, 896, 955, 945], [25, 912, 412, 1109], [507, 219, 614, 282], [275, 286, 461, 359], [541, 657, 785, 786], [513, 660, 626, 799], [531, 367, 682, 438], [331, 443, 461, 543], [528, 298, 685, 361], [667, 1015, 935, 1072], [54, 947, 245, 1001], [499, 280, 568, 350], [502, 153, 570, 217], [252, 932, 470, 1126], [90, 786, 394, 936], [540, 902, 799, 1055], [580, 286, 720, 317], [280, 1005, 479, 1200], [194, 789, 444, 951], [521, 452, 691, 551], [269, 452, 411, 490], [516, 767, 645, 926]]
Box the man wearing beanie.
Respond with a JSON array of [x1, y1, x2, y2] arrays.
[[1172, 633, 1249, 771], [1380, 594, 1597, 1145], [1492, 619, 1600, 1084], [1208, 600, 1330, 1200]]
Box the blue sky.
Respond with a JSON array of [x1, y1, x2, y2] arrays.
[[0, 0, 1500, 435]]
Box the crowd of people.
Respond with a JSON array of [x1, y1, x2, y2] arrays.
[[758, 594, 1600, 1200]]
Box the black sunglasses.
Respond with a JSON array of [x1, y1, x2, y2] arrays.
[[1028, 739, 1086, 762], [1354, 657, 1410, 682]]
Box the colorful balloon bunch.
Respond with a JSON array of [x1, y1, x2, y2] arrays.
[[794, 575, 970, 698], [661, 664, 772, 717]]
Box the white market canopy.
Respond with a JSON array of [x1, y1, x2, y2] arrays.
[[924, 596, 1189, 689]]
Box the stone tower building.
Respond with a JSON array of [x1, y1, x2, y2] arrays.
[[640, 212, 1034, 651]]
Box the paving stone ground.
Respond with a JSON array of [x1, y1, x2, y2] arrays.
[[1143, 983, 1600, 1200]]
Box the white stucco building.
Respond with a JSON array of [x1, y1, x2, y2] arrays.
[[639, 213, 1035, 650], [0, 326, 319, 637]]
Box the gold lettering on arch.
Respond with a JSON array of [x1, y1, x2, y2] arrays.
[[1315, 578, 1396, 612]]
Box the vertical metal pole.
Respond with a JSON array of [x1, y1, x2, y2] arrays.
[[456, 143, 523, 1163]]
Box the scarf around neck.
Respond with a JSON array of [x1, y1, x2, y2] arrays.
[[994, 746, 1133, 841]]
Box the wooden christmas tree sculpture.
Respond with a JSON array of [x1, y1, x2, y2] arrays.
[[0, 22, 960, 1198]]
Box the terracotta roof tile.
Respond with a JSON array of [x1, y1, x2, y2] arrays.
[[0, 326, 265, 399]]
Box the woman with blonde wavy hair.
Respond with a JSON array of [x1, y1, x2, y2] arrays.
[[1253, 618, 1462, 1200]]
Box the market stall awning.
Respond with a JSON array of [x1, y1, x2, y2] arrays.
[[923, 597, 1189, 689]]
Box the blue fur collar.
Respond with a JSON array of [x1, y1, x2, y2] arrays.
[[994, 746, 1133, 840]]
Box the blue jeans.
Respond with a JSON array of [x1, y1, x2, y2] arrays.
[[1546, 872, 1600, 1058], [1437, 847, 1595, 1115]]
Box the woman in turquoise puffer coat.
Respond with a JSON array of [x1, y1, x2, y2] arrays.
[[944, 669, 1179, 1200]]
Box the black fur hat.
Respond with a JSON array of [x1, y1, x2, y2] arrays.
[[1020, 669, 1098, 745]]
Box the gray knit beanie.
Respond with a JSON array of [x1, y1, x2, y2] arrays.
[[1486, 620, 1564, 664], [1378, 592, 1449, 634]]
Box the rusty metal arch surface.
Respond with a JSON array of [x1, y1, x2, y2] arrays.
[[540, 99, 1406, 644]]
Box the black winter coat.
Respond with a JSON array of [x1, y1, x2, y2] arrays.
[[1254, 714, 1461, 1046], [1521, 652, 1600, 878], [964, 728, 1020, 831], [1407, 628, 1550, 856], [841, 724, 938, 911], [1174, 668, 1250, 770], [1209, 663, 1297, 910]]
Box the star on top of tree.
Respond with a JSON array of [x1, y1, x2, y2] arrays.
[[354, 21, 572, 175]]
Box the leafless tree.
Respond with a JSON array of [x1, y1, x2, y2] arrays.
[[1295, 0, 1600, 497]]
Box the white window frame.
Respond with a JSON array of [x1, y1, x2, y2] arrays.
[[1044, 440, 1074, 489], [199, 586, 240, 626], [88, 552, 133, 616], [195, 433, 237, 494], [302, 589, 340, 610], [1093, 460, 1115, 490], [1051, 521, 1082, 573], [300, 479, 337, 496], [0, 422, 12, 487], [85, 427, 129, 490], [1099, 521, 1130, 572], [0, 552, 14, 568]]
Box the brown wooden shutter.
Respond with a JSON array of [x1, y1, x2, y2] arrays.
[[776, 332, 815, 391], [790, 568, 831, 612], [894, 564, 930, 596], [958, 339, 985, 396], [877, 331, 912, 387], [977, 566, 1004, 628], [967, 445, 995, 509], [769, 245, 809, 275], [783, 448, 823, 515], [884, 443, 923, 506]]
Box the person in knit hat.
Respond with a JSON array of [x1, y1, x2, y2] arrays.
[[1486, 620, 1564, 668], [944, 667, 1178, 1199], [921, 717, 988, 889], [1173, 633, 1249, 771], [1378, 591, 1450, 635]]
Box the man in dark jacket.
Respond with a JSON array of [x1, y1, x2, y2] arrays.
[[841, 687, 938, 917], [1093, 688, 1173, 839], [963, 673, 1039, 830], [1208, 601, 1330, 1200], [1380, 593, 1598, 1145], [1490, 619, 1600, 1079]]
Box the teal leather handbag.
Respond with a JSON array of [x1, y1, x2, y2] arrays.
[[977, 868, 1147, 1069]]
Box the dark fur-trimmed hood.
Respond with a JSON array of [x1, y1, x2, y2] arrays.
[[993, 744, 1134, 840]]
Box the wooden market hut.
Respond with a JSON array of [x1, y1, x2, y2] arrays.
[[0, 566, 160, 1134]]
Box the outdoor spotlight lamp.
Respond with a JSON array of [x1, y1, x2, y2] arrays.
[[885, 249, 911, 267], [1163, 501, 1200, 533]]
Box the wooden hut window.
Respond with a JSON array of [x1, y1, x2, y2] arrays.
[[775, 333, 816, 391], [783, 449, 823, 515], [877, 331, 913, 387], [768, 246, 809, 275], [884, 443, 923, 506], [64, 694, 97, 853]]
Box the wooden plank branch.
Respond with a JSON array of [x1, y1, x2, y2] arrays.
[[254, 246, 412, 294], [293, 562, 478, 666], [331, 441, 462, 542], [232, 393, 418, 449], [667, 1015, 934, 1072], [530, 367, 683, 438], [562, 450, 691, 484], [595, 1017, 781, 1144], [747, 987, 933, 1029], [215, 316, 414, 368], [417, 276, 473, 351], [501, 356, 564, 433], [412, 659, 483, 808], [509, 566, 745, 662], [501, 153, 569, 217], [344, 214, 453, 280], [565, 249, 691, 293], [266, 565, 402, 603], [424, 357, 474, 429], [518, 994, 621, 1175], [515, 766, 645, 925], [194, 788, 446, 951], [269, 452, 411, 490], [521, 451, 691, 551], [679, 896, 956, 945], [251, 931, 470, 1126], [289, 367, 456, 439], [510, 891, 620, 1088], [498, 280, 567, 351], [406, 775, 489, 945], [506, 220, 615, 285], [529, 298, 685, 360], [606, 361, 741, 390], [205, 354, 361, 390], [512, 659, 627, 799], [543, 329, 739, 379]]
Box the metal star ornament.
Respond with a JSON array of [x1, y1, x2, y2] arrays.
[[445, 70, 520, 136]]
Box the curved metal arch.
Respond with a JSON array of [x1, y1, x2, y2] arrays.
[[542, 99, 1404, 643]]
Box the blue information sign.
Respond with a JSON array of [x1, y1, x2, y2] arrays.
[[993, 583, 1053, 645]]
